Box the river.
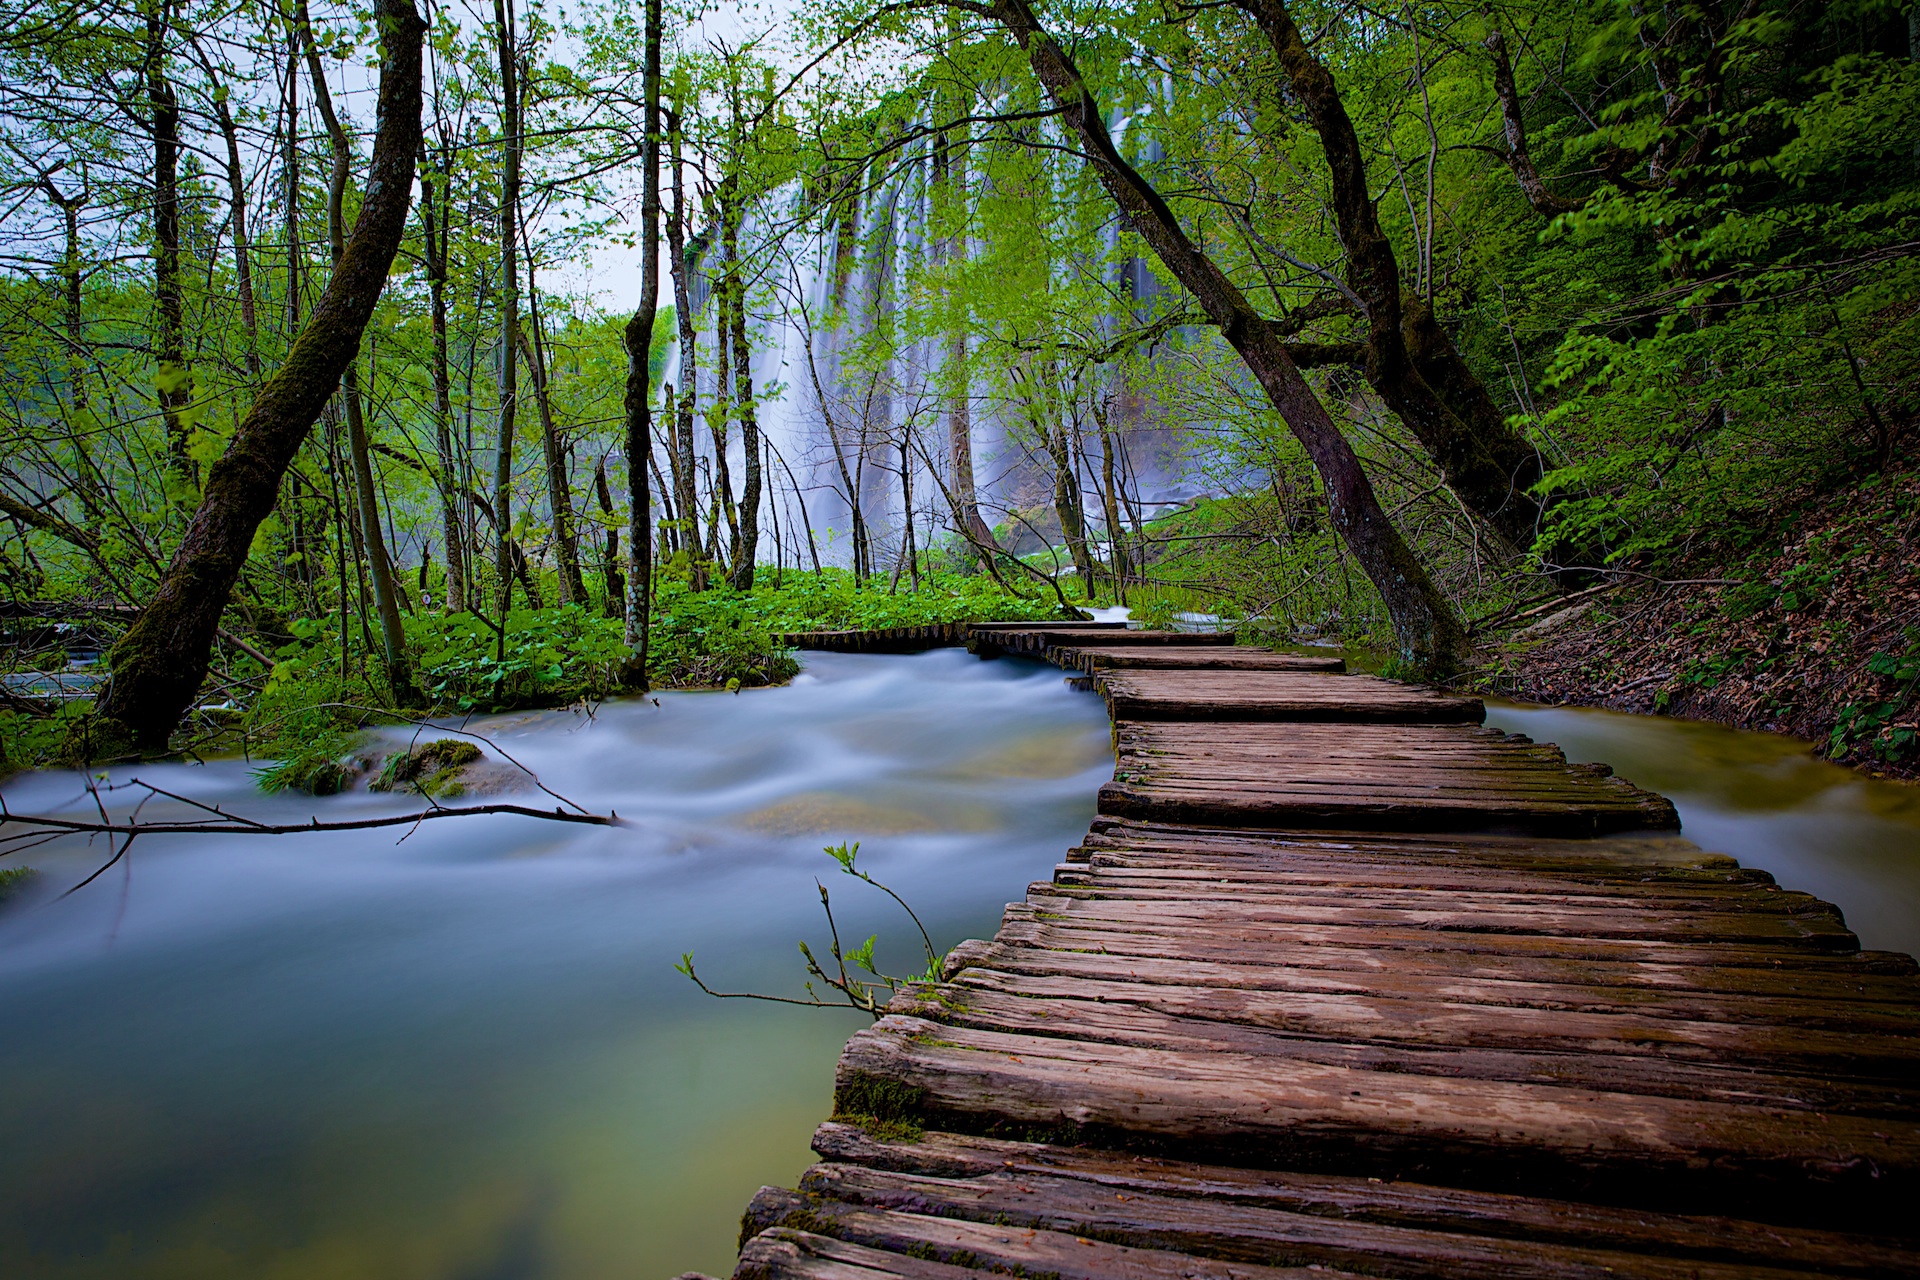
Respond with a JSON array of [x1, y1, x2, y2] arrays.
[[1, 656, 1915, 1279], [0, 651, 1113, 1279]]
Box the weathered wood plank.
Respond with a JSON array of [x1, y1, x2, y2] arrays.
[[945, 940, 1920, 1033], [1052, 646, 1347, 673], [1023, 886, 1858, 948], [886, 982, 1920, 1115], [836, 1015, 1920, 1223], [999, 900, 1904, 978], [935, 967, 1920, 1074], [724, 626, 1920, 1275], [741, 1193, 1368, 1279], [808, 1125, 1920, 1278], [792, 1162, 1850, 1280], [1098, 669, 1484, 723]]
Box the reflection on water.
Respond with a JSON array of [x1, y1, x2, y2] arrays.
[[1485, 699, 1920, 959], [0, 652, 1112, 1280]]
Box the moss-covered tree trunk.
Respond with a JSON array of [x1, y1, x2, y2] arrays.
[[987, 0, 1467, 672], [99, 0, 426, 748], [146, 2, 193, 494], [1235, 0, 1546, 554]]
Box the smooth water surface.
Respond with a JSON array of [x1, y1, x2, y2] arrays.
[[0, 652, 1113, 1280], [1486, 699, 1920, 959]]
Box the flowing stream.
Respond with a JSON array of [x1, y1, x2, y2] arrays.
[[0, 652, 1113, 1280], [1, 658, 1916, 1279]]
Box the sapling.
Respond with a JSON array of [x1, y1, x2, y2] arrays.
[[677, 841, 948, 1018]]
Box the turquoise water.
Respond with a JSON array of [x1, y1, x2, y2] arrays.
[[2, 654, 1913, 1280], [1486, 698, 1920, 959], [0, 652, 1113, 1280]]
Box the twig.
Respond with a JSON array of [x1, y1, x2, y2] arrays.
[[1, 802, 626, 847]]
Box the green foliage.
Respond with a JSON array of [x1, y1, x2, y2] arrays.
[[1830, 629, 1920, 765], [252, 729, 365, 795], [679, 839, 950, 1019]]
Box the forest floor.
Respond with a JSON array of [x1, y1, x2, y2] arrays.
[[1486, 467, 1920, 782]]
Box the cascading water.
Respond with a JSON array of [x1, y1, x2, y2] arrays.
[[660, 118, 1210, 575]]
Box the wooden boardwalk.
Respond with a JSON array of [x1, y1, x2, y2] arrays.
[[726, 624, 1920, 1279]]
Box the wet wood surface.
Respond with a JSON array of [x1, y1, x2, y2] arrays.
[[732, 627, 1920, 1279]]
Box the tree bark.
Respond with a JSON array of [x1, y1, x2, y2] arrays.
[[725, 188, 762, 590], [146, 2, 193, 493], [192, 35, 262, 380], [99, 0, 426, 748], [986, 0, 1466, 671], [931, 81, 997, 563], [594, 454, 625, 617], [619, 0, 660, 684], [299, 0, 413, 698], [419, 142, 466, 613], [1233, 0, 1545, 553], [664, 110, 704, 589], [521, 288, 587, 606], [492, 0, 522, 623], [1483, 27, 1577, 216]]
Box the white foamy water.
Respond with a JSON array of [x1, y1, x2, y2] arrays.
[[0, 651, 1112, 1279]]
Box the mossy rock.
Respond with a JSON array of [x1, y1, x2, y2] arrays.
[[371, 739, 483, 798]]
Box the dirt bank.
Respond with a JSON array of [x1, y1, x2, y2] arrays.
[[1487, 470, 1920, 781]]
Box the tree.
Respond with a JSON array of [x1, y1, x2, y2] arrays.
[[981, 0, 1467, 670], [97, 0, 427, 748], [620, 0, 662, 685]]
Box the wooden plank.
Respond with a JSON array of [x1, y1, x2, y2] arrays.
[[735, 1227, 997, 1279], [1052, 867, 1843, 917], [999, 901, 1895, 977], [977, 920, 1920, 1005], [970, 627, 1237, 657], [791, 1162, 1850, 1280], [835, 1015, 1920, 1223], [946, 940, 1920, 1034], [1097, 669, 1484, 723], [1051, 646, 1348, 673], [933, 968, 1920, 1076], [1106, 724, 1681, 837], [1022, 886, 1857, 948], [741, 1193, 1365, 1280], [809, 1124, 1920, 1279], [723, 623, 1920, 1275], [886, 982, 1920, 1115]]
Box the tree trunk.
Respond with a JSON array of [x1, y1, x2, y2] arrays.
[[195, 39, 261, 379], [492, 0, 522, 624], [709, 253, 741, 578], [1092, 396, 1131, 594], [282, 29, 302, 336], [147, 2, 193, 494], [664, 110, 703, 590], [931, 96, 996, 562], [520, 291, 587, 606], [987, 0, 1466, 672], [419, 143, 466, 613], [99, 0, 425, 748], [725, 202, 761, 590], [594, 455, 624, 618], [1235, 0, 1545, 552], [619, 0, 660, 684], [1049, 416, 1093, 588], [300, 0, 412, 698]]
